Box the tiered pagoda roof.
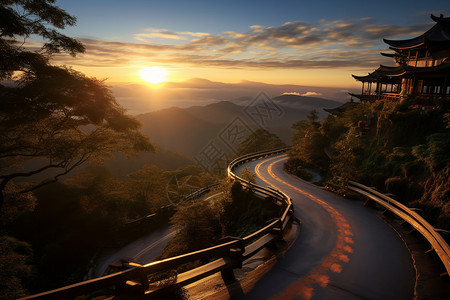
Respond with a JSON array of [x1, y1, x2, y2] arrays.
[[352, 14, 450, 84], [353, 62, 450, 82], [348, 14, 450, 103], [352, 65, 405, 82], [383, 14, 450, 58]]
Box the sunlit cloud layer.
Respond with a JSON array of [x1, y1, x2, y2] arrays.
[[53, 17, 427, 72]]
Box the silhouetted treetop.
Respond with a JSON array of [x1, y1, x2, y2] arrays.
[[0, 0, 85, 78], [237, 129, 286, 156], [0, 0, 154, 210]]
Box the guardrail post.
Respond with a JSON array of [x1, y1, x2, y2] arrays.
[[219, 237, 245, 285], [114, 262, 149, 297]]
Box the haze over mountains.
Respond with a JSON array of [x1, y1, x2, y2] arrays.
[[109, 78, 351, 172], [111, 78, 355, 115], [23, 92, 344, 178], [109, 93, 343, 173]]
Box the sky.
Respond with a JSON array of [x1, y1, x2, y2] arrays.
[[48, 0, 450, 111]]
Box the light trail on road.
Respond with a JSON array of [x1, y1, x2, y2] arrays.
[[133, 231, 177, 262], [255, 156, 355, 299], [235, 154, 414, 300]]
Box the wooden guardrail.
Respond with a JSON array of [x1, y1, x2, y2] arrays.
[[122, 183, 219, 228], [348, 180, 450, 277], [21, 148, 293, 299]]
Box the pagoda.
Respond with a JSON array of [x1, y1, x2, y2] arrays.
[[350, 14, 450, 102]]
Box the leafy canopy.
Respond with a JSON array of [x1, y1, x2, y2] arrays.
[[0, 0, 154, 208]]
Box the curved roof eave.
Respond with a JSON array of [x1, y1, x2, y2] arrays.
[[383, 14, 450, 50], [383, 37, 424, 49], [381, 52, 396, 57]]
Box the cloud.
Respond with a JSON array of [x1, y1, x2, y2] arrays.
[[301, 92, 323, 97], [134, 28, 186, 42], [52, 17, 429, 71], [109, 79, 354, 114], [282, 91, 323, 97]]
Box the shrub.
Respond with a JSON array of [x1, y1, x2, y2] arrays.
[[385, 177, 409, 200]]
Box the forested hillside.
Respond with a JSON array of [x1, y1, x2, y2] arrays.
[[287, 99, 450, 230]]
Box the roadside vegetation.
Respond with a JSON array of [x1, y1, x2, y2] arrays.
[[1, 163, 213, 295], [157, 178, 281, 262], [236, 129, 286, 156], [287, 99, 450, 231], [156, 129, 285, 276], [0, 1, 215, 297]]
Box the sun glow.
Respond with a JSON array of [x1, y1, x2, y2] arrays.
[[139, 67, 168, 84]]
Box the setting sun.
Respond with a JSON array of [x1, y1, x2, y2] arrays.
[[139, 67, 168, 84]]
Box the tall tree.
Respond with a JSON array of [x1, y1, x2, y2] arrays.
[[237, 128, 286, 156], [290, 110, 326, 167], [0, 0, 154, 209]]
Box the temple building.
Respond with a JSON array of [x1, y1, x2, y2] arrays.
[[350, 14, 450, 102]]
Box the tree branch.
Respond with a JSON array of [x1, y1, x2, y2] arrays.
[[21, 155, 89, 193], [0, 163, 64, 180]]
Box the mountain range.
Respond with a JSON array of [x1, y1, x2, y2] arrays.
[[132, 94, 342, 159], [21, 94, 343, 180]]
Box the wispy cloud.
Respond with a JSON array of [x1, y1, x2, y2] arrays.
[[282, 91, 323, 97], [134, 29, 187, 42], [53, 17, 429, 70]]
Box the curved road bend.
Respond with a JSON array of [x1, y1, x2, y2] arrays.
[[94, 226, 175, 277], [94, 193, 219, 277], [234, 154, 415, 300]]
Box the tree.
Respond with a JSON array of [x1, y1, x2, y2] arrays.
[[170, 200, 220, 252], [0, 236, 33, 300], [237, 129, 286, 156], [240, 166, 256, 183], [0, 1, 154, 209], [329, 127, 363, 193], [290, 110, 326, 168]]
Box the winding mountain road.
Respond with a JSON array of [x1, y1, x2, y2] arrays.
[[233, 154, 415, 300]]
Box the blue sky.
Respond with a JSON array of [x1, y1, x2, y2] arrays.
[[52, 0, 450, 88], [57, 0, 449, 40]]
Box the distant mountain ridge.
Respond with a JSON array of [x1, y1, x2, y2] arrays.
[[135, 95, 341, 158], [272, 94, 342, 108], [14, 95, 342, 179]]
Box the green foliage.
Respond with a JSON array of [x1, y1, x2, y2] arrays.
[[320, 114, 347, 142], [0, 0, 84, 80], [288, 99, 450, 230], [385, 177, 410, 200], [0, 236, 33, 300], [159, 180, 280, 260], [329, 127, 363, 193], [289, 110, 328, 171], [164, 165, 217, 204], [223, 181, 279, 237], [284, 158, 312, 181], [237, 129, 285, 156], [170, 201, 221, 253], [412, 133, 450, 171], [240, 166, 256, 183], [3, 163, 211, 294], [0, 183, 36, 227], [444, 113, 450, 128], [0, 0, 154, 209]]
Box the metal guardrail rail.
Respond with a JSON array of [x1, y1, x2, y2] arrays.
[[21, 148, 293, 300], [348, 180, 450, 276]]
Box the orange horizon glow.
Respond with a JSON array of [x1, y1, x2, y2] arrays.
[[139, 66, 168, 84], [70, 64, 362, 89]]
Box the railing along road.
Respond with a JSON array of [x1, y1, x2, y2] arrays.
[[21, 148, 293, 299], [348, 180, 450, 277]]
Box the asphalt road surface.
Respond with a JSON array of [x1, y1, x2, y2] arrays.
[[234, 154, 415, 300], [94, 226, 174, 277]]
